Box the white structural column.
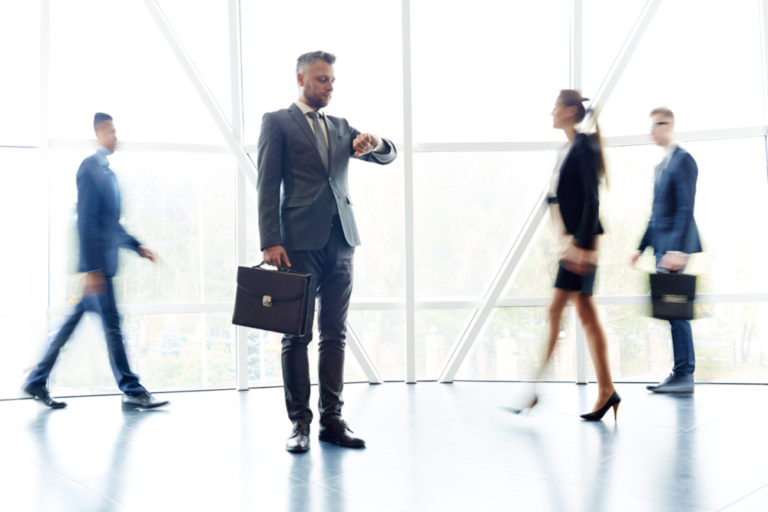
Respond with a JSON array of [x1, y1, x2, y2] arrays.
[[438, 0, 662, 384], [402, 0, 417, 383], [570, 0, 588, 385], [40, 0, 51, 311], [229, 0, 249, 391], [760, 0, 768, 160], [142, 0, 258, 190], [570, 0, 583, 91]]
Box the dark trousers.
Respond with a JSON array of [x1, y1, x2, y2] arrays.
[[26, 277, 146, 396], [282, 222, 354, 425], [656, 254, 695, 376]]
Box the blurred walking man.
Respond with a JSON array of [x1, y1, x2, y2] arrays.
[[23, 113, 168, 410]]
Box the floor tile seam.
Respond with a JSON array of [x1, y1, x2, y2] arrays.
[[409, 448, 587, 482], [321, 470, 536, 512], [314, 474, 411, 511], [548, 475, 718, 511], [445, 479, 551, 512], [40, 467, 133, 511], [716, 481, 768, 511]]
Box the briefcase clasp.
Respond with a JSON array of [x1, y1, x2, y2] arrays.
[[661, 294, 687, 304], [262, 295, 273, 307]]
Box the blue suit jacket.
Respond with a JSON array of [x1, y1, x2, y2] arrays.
[[257, 103, 397, 251], [638, 145, 702, 256], [77, 150, 141, 278]]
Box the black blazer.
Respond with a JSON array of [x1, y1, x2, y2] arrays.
[[257, 103, 397, 251], [556, 133, 604, 250]]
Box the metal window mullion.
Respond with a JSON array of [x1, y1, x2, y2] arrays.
[[345, 323, 383, 384], [437, 191, 549, 383], [583, 0, 662, 129], [402, 0, 417, 383], [229, 0, 249, 391], [570, 0, 583, 91], [40, 0, 51, 317], [570, 0, 589, 385], [141, 0, 258, 190]]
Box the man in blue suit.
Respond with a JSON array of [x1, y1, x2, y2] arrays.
[[632, 107, 702, 393], [24, 113, 168, 410], [258, 51, 397, 452]]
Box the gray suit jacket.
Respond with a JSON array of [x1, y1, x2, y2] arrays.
[[257, 103, 397, 251]]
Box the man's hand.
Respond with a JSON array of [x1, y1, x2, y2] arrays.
[[263, 245, 291, 269], [138, 246, 157, 263], [630, 250, 642, 267], [353, 133, 379, 157], [562, 245, 597, 275], [84, 270, 105, 296], [659, 251, 687, 272]]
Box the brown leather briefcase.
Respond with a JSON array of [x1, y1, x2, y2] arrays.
[[232, 264, 312, 336], [650, 272, 696, 321]]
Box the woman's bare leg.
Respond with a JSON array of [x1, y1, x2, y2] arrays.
[[575, 293, 616, 411], [536, 288, 575, 380]]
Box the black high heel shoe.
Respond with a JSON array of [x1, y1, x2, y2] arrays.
[[509, 395, 538, 415], [580, 391, 621, 421]]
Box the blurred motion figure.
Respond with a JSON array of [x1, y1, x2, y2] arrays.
[[23, 113, 168, 410], [514, 90, 620, 421], [631, 107, 701, 394]]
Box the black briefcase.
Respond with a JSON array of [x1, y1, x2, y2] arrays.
[[232, 263, 312, 336], [649, 272, 696, 321]]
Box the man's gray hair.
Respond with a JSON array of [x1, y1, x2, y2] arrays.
[[296, 51, 336, 74]]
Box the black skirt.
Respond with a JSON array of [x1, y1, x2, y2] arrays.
[[554, 261, 596, 295]]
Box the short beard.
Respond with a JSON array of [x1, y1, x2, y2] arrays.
[[304, 88, 328, 110]]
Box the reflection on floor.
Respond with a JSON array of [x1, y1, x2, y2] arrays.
[[1, 382, 767, 511]]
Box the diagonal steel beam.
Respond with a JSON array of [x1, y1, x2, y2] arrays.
[[438, 0, 662, 383], [345, 322, 384, 384], [582, 0, 663, 129], [142, 0, 258, 190], [438, 189, 549, 383]]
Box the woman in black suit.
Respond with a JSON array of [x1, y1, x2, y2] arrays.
[[517, 90, 620, 421]]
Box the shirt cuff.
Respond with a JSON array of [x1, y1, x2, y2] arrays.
[[373, 136, 386, 153]]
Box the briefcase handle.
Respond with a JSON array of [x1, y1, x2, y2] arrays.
[[255, 261, 302, 275]]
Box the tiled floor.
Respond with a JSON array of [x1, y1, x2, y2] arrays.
[[1, 382, 767, 511]]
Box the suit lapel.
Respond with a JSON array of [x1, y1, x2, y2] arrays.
[[288, 103, 330, 172]]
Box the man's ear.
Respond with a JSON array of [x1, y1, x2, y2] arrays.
[[296, 72, 305, 87]]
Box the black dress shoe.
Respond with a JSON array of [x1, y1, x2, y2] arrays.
[[23, 384, 67, 409], [319, 419, 365, 448], [286, 421, 310, 453], [121, 392, 169, 410]]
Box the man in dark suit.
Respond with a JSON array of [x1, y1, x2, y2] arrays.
[[23, 113, 168, 410], [257, 51, 397, 452], [632, 107, 702, 393]]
